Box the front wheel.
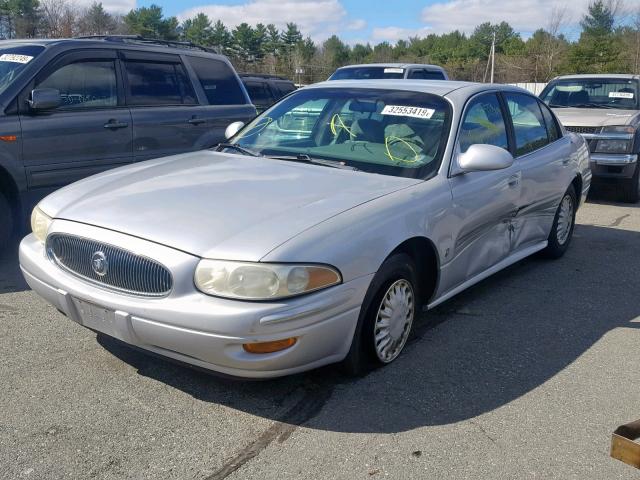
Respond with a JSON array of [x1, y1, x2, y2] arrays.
[[0, 192, 12, 251], [343, 253, 418, 375], [542, 186, 577, 259], [621, 165, 640, 204]]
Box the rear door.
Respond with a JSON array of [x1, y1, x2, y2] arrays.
[[503, 92, 572, 250], [19, 49, 133, 190], [123, 51, 210, 161]]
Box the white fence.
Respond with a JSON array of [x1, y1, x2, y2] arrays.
[[508, 82, 548, 95]]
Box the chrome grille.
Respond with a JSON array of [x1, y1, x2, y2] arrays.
[[565, 126, 601, 134], [46, 234, 172, 297]]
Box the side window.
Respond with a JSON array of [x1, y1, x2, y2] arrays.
[[538, 100, 561, 142], [459, 93, 508, 153], [244, 81, 273, 105], [504, 93, 549, 156], [125, 61, 196, 106], [187, 56, 247, 105], [408, 69, 445, 80], [37, 60, 117, 109], [275, 82, 295, 97]]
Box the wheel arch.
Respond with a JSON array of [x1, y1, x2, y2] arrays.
[[0, 164, 21, 223]]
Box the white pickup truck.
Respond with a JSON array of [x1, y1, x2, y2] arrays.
[[540, 74, 640, 202]]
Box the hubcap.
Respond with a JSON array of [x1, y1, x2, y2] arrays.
[[373, 279, 415, 363], [556, 194, 574, 245]]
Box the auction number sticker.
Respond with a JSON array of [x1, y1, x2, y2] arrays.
[[609, 91, 634, 99], [0, 54, 33, 64], [382, 105, 435, 119], [384, 67, 404, 74]]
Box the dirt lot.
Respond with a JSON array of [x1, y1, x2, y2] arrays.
[[1, 192, 639, 479]]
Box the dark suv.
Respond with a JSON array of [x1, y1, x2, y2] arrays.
[[0, 36, 256, 248], [240, 74, 296, 113]]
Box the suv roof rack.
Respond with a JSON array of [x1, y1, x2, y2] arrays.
[[74, 35, 219, 54], [239, 73, 290, 81]]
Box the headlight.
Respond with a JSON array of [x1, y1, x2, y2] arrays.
[[595, 125, 635, 153], [194, 260, 341, 300], [30, 206, 52, 243]]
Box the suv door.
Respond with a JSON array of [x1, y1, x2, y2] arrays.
[[19, 49, 132, 190], [447, 92, 522, 289], [123, 51, 208, 161], [503, 92, 572, 250]]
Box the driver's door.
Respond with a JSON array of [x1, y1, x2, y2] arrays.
[[445, 92, 522, 290], [19, 49, 133, 191]]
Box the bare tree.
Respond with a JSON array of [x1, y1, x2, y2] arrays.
[[40, 0, 78, 37]]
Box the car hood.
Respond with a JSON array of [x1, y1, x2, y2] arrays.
[[552, 107, 640, 127], [41, 150, 420, 260]]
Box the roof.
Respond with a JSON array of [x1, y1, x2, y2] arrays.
[[552, 73, 640, 81], [302, 79, 530, 98], [336, 63, 446, 71]]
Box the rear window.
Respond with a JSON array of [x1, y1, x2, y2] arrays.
[[243, 81, 273, 105], [125, 61, 196, 106], [274, 81, 296, 97], [188, 56, 247, 105], [329, 67, 405, 80], [407, 69, 445, 80]]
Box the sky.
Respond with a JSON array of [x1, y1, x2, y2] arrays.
[[93, 0, 607, 44]]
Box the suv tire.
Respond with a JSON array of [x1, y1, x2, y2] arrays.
[[0, 192, 12, 251], [621, 165, 640, 204]]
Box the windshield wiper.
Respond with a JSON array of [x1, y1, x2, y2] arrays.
[[267, 153, 360, 171], [216, 143, 261, 157], [570, 103, 618, 109]]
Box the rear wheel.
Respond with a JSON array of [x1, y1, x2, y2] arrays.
[[343, 253, 418, 375], [543, 186, 577, 259], [0, 192, 12, 251], [621, 165, 640, 204]]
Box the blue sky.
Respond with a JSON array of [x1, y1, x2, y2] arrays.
[[118, 0, 596, 43]]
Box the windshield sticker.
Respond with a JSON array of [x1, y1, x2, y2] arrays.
[[609, 91, 634, 99], [381, 105, 435, 119], [0, 54, 33, 64], [384, 68, 404, 74]]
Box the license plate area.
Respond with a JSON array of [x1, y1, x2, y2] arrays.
[[72, 297, 117, 336]]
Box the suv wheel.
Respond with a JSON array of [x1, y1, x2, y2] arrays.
[[621, 165, 640, 204], [343, 253, 418, 375], [0, 192, 12, 250]]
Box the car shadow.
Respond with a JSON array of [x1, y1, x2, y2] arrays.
[[97, 222, 640, 434], [0, 231, 29, 294]]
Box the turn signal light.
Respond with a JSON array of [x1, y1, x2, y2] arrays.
[[243, 337, 297, 354]]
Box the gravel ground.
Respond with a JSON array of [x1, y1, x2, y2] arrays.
[[1, 190, 639, 479]]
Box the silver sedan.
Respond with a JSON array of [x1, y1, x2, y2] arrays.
[[20, 80, 591, 378]]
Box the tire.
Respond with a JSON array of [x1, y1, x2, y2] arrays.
[[542, 185, 577, 259], [621, 165, 640, 204], [0, 192, 12, 251], [342, 253, 418, 376]]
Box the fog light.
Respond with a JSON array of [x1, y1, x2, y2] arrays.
[[243, 337, 297, 354]]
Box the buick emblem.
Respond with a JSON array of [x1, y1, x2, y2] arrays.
[[91, 251, 109, 277]]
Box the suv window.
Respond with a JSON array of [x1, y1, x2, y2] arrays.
[[538, 100, 561, 142], [125, 61, 196, 106], [408, 69, 445, 80], [505, 93, 549, 156], [244, 81, 273, 105], [459, 93, 508, 153], [274, 81, 295, 96], [38, 60, 117, 109], [188, 56, 246, 105]]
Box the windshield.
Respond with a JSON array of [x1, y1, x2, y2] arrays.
[[329, 67, 405, 80], [230, 87, 451, 179], [540, 78, 639, 110], [0, 44, 44, 95]]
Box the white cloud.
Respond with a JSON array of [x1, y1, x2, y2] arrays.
[[73, 0, 135, 13], [178, 0, 349, 41], [371, 26, 433, 43], [347, 19, 367, 31], [421, 0, 593, 36]]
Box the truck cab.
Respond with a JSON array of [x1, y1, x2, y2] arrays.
[[540, 74, 640, 202]]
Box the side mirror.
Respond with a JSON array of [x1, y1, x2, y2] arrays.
[[28, 88, 61, 111], [225, 121, 245, 140], [458, 144, 514, 172]]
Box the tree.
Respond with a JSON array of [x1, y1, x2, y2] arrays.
[[469, 22, 521, 58], [78, 2, 116, 36], [210, 19, 232, 54], [322, 35, 350, 69], [124, 5, 178, 40], [181, 13, 212, 45]]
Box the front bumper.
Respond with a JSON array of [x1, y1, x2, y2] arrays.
[[19, 221, 372, 378], [590, 154, 638, 180]]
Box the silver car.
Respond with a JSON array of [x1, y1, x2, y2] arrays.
[[19, 80, 591, 378]]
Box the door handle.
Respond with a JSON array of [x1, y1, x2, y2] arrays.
[[508, 174, 520, 188], [188, 117, 206, 125], [104, 119, 128, 129]]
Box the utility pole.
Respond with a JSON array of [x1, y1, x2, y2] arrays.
[[490, 31, 496, 83]]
